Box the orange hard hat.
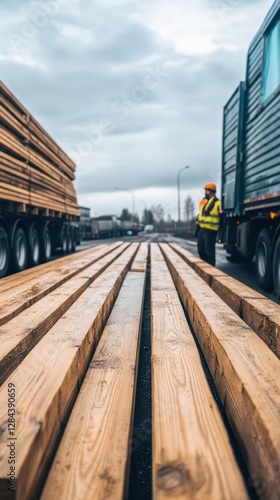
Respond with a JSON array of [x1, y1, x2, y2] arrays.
[[204, 182, 216, 191]]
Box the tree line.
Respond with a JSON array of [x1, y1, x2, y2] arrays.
[[119, 195, 196, 231]]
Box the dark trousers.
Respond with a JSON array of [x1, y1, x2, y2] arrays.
[[197, 228, 218, 266]]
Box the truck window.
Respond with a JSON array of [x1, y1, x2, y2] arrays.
[[261, 18, 280, 102]]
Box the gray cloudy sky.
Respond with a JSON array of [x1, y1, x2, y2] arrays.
[[0, 0, 273, 219]]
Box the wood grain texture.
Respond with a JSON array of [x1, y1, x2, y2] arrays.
[[131, 242, 148, 272], [0, 244, 139, 500], [0, 82, 79, 216], [0, 243, 131, 384], [0, 243, 127, 326], [41, 272, 145, 500], [0, 243, 117, 292], [169, 242, 280, 358], [160, 243, 280, 500], [150, 244, 246, 500]]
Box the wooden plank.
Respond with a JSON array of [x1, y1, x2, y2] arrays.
[[160, 243, 280, 499], [169, 243, 225, 285], [1, 129, 73, 182], [41, 271, 145, 500], [0, 244, 139, 500], [0, 103, 79, 214], [169, 243, 280, 358], [0, 244, 111, 292], [0, 243, 131, 384], [131, 242, 148, 272], [150, 244, 177, 291], [0, 243, 126, 325], [150, 244, 246, 499], [0, 83, 76, 171]]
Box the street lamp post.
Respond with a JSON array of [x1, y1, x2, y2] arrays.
[[177, 166, 190, 223]]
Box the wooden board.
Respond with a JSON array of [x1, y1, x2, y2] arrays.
[[0, 82, 75, 171], [0, 243, 128, 326], [0, 243, 119, 293], [0, 243, 131, 384], [0, 82, 80, 217], [169, 243, 280, 358], [150, 244, 246, 499], [131, 242, 148, 273], [0, 244, 139, 500], [160, 243, 280, 499], [41, 272, 145, 500]]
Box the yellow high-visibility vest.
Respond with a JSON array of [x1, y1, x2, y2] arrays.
[[198, 196, 220, 231]]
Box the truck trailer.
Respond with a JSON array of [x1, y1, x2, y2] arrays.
[[221, 0, 280, 292], [90, 215, 140, 239], [0, 82, 80, 278]]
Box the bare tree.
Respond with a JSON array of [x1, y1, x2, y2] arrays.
[[151, 204, 164, 223], [183, 196, 195, 223]]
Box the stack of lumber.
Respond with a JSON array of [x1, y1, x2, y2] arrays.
[[0, 81, 80, 218], [0, 241, 280, 499], [158, 243, 280, 500], [0, 242, 142, 499], [168, 242, 280, 358]]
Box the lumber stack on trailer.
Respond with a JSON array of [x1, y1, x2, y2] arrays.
[[0, 81, 80, 219]]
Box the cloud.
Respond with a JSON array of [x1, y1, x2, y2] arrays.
[[0, 0, 274, 218]]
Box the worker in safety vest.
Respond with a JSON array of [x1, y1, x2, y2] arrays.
[[197, 182, 221, 266]]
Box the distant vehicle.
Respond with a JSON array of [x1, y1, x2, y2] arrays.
[[220, 0, 280, 291], [144, 225, 154, 233], [79, 206, 92, 240], [89, 215, 140, 238], [91, 215, 120, 238], [119, 220, 139, 236]]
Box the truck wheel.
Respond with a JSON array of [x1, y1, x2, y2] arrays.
[[0, 227, 10, 278], [29, 226, 40, 266], [62, 227, 68, 254], [12, 227, 28, 273], [71, 230, 77, 252], [41, 226, 52, 262], [272, 235, 280, 295], [255, 229, 272, 291]]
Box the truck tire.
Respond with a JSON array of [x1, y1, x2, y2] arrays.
[[71, 229, 77, 252], [0, 227, 10, 278], [41, 226, 52, 262], [12, 227, 28, 273], [272, 235, 280, 295], [29, 225, 40, 266], [62, 226, 68, 254], [255, 229, 272, 291]]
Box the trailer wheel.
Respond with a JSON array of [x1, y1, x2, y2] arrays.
[[12, 227, 28, 273], [41, 226, 52, 262], [29, 226, 40, 266], [70, 229, 77, 252], [272, 235, 280, 295], [62, 226, 68, 254], [0, 227, 10, 278], [255, 229, 272, 291]]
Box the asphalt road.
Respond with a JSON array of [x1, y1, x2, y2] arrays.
[[77, 232, 280, 305]]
